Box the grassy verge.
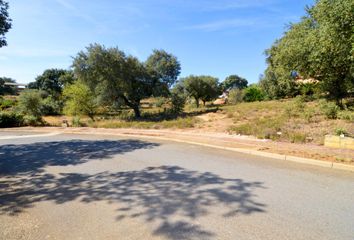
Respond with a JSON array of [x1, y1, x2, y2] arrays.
[[89, 117, 199, 129], [44, 115, 200, 129], [225, 98, 354, 144]]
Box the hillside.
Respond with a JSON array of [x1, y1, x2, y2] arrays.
[[44, 98, 354, 145]]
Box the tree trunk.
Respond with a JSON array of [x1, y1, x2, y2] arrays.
[[133, 106, 141, 118], [88, 113, 95, 121], [335, 97, 343, 109], [195, 97, 199, 108], [202, 100, 206, 107], [120, 95, 141, 118]]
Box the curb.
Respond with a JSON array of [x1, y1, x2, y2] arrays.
[[62, 129, 354, 173], [1, 127, 354, 172]]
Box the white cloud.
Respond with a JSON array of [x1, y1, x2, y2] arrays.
[[184, 19, 256, 32], [195, 0, 275, 11], [54, 0, 76, 10], [54, 0, 101, 26]]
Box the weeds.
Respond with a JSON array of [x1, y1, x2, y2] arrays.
[[319, 100, 339, 119], [89, 117, 199, 129], [226, 98, 353, 144], [335, 127, 347, 136]]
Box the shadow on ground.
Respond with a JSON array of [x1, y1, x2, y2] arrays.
[[0, 140, 266, 239], [0, 139, 159, 176]]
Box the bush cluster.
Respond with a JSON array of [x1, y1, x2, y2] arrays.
[[0, 112, 23, 128]]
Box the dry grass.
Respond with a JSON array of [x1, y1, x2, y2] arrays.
[[44, 97, 353, 145], [43, 115, 199, 129], [89, 117, 199, 129], [225, 98, 354, 144]]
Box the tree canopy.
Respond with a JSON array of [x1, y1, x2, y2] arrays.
[[145, 49, 181, 89], [28, 69, 75, 98], [63, 81, 97, 120], [180, 75, 220, 107], [260, 0, 354, 104], [221, 75, 248, 91], [0, 0, 11, 47], [72, 44, 181, 118], [0, 77, 16, 95]]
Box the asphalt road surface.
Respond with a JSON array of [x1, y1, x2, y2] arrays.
[[0, 130, 353, 240]]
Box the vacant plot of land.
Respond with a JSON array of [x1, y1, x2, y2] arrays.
[[44, 99, 354, 146]]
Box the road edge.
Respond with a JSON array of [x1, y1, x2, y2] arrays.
[[114, 133, 354, 172], [1, 127, 354, 172]]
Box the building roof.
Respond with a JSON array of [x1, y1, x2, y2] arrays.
[[3, 82, 27, 87]]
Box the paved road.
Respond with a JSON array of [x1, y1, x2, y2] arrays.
[[0, 131, 353, 240]]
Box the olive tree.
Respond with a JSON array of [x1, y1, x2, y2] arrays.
[[28, 69, 76, 98], [72, 44, 181, 118], [261, 0, 354, 104], [221, 75, 248, 91], [181, 75, 220, 107]]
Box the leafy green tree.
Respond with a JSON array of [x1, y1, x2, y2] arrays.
[[0, 77, 16, 95], [17, 89, 44, 119], [0, 0, 11, 47], [221, 75, 248, 91], [145, 49, 181, 89], [259, 65, 298, 99], [28, 69, 76, 98], [181, 75, 220, 107], [261, 0, 354, 104], [170, 84, 186, 114], [72, 44, 181, 118], [243, 84, 265, 102], [63, 81, 97, 120], [41, 96, 62, 115]]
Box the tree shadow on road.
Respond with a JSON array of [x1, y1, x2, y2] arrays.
[[0, 140, 266, 239], [0, 139, 159, 176]]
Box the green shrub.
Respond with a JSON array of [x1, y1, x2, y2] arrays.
[[0, 112, 24, 128], [243, 85, 265, 102], [288, 132, 307, 143], [170, 92, 186, 114], [71, 116, 85, 127], [23, 115, 43, 126], [299, 83, 321, 97], [228, 116, 285, 139], [228, 89, 244, 104], [17, 89, 44, 118], [41, 96, 62, 115], [337, 110, 354, 121], [335, 127, 347, 136], [0, 98, 16, 110], [319, 100, 339, 119]]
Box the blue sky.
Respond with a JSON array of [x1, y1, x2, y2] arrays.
[[0, 0, 314, 84]]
